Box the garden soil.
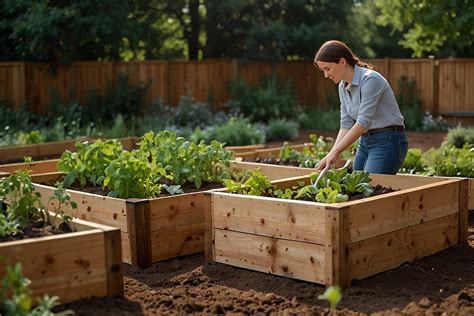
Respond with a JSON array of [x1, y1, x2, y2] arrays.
[[56, 130, 474, 315]]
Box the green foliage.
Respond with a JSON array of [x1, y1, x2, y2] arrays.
[[172, 94, 215, 129], [0, 170, 77, 237], [423, 145, 474, 177], [0, 0, 153, 62], [138, 130, 235, 189], [443, 126, 474, 148], [192, 117, 265, 146], [298, 106, 340, 130], [401, 145, 474, 178], [315, 187, 348, 203], [265, 118, 299, 141], [58, 139, 124, 188], [223, 170, 272, 196], [278, 134, 335, 168], [396, 76, 423, 131], [225, 168, 374, 204], [0, 262, 73, 316], [227, 75, 301, 123], [375, 0, 474, 57], [400, 148, 425, 174], [342, 171, 374, 196], [0, 170, 45, 227], [104, 151, 172, 199], [83, 74, 150, 124], [318, 286, 342, 312]]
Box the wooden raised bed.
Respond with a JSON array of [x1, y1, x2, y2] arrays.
[[29, 161, 310, 268], [225, 144, 265, 154], [0, 214, 123, 304], [235, 143, 313, 160], [205, 174, 469, 288], [0, 137, 139, 164]]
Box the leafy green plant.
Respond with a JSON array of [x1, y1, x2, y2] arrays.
[[400, 148, 426, 174], [315, 187, 348, 203], [423, 145, 474, 177], [0, 170, 77, 238], [103, 151, 173, 199], [342, 171, 373, 197], [0, 262, 73, 316], [138, 130, 235, 189], [278, 134, 334, 168], [58, 139, 124, 188], [223, 170, 272, 196]]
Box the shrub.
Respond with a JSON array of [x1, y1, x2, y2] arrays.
[[191, 116, 265, 146], [226, 75, 301, 123], [421, 111, 451, 131], [173, 93, 215, 129], [396, 76, 423, 131], [265, 118, 299, 141], [443, 125, 474, 148], [298, 106, 340, 130]]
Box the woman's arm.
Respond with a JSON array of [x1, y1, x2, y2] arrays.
[[316, 123, 365, 170]]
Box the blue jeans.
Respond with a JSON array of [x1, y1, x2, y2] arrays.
[[353, 130, 408, 175]]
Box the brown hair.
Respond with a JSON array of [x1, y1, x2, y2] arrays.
[[314, 40, 373, 69]]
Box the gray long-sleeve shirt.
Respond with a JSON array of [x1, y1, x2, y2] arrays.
[[339, 65, 405, 130]]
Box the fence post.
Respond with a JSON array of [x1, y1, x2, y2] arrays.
[[432, 58, 439, 116], [19, 62, 27, 111], [231, 59, 239, 79]]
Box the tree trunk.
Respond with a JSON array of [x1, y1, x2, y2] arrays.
[[203, 0, 218, 59], [188, 0, 200, 60]]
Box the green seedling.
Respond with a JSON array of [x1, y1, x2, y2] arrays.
[[318, 285, 342, 311]]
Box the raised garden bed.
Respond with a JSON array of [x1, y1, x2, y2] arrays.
[[0, 137, 139, 164], [28, 161, 311, 268], [205, 173, 468, 288], [0, 213, 123, 304]]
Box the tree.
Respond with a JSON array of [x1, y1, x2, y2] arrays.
[[0, 0, 162, 62], [375, 0, 474, 57]]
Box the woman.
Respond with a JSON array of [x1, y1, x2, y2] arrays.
[[314, 40, 407, 174]]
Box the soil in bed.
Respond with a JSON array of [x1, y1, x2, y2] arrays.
[[0, 219, 71, 242], [55, 211, 474, 315]]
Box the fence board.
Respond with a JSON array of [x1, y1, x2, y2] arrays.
[[0, 59, 473, 119]]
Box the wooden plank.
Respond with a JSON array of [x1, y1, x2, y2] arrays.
[[212, 192, 327, 245], [31, 171, 64, 184], [225, 144, 265, 154], [348, 180, 460, 243], [203, 192, 214, 262], [469, 178, 474, 211], [0, 159, 59, 174], [148, 192, 204, 230], [214, 229, 326, 284], [34, 183, 129, 232], [150, 222, 204, 262], [126, 200, 152, 268], [0, 230, 108, 304], [350, 214, 459, 280], [231, 161, 315, 180], [103, 228, 124, 297], [372, 173, 446, 190], [325, 207, 350, 288], [459, 179, 469, 242]]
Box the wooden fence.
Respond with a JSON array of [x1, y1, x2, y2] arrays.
[[0, 59, 473, 118]]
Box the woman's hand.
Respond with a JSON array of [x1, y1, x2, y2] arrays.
[[316, 150, 340, 171]]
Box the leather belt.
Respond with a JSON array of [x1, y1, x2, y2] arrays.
[[362, 125, 405, 136]]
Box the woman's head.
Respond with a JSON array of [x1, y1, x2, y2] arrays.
[[314, 40, 373, 84]]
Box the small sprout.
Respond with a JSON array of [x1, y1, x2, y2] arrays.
[[23, 156, 33, 163], [318, 286, 342, 311]]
